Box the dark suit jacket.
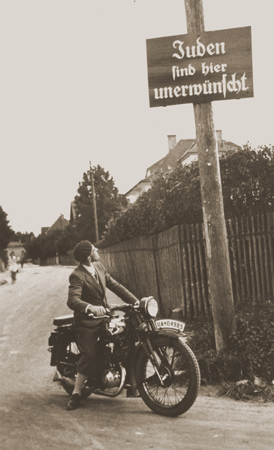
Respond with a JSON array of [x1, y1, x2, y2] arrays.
[[67, 262, 138, 327]]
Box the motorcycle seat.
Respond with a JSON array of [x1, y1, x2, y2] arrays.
[[53, 314, 74, 326]]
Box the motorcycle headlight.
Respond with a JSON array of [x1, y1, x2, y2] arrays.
[[139, 297, 159, 318]]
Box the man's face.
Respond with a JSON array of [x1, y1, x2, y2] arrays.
[[90, 245, 100, 262]]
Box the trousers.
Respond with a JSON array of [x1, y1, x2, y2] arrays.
[[75, 323, 103, 379]]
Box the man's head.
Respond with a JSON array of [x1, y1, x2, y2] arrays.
[[73, 240, 99, 264]]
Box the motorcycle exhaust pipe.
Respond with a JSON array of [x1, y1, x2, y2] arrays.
[[53, 370, 76, 395], [53, 370, 62, 382], [53, 366, 127, 398]]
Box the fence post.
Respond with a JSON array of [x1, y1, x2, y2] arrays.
[[152, 235, 164, 316]]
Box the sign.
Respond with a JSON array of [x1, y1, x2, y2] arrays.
[[155, 319, 185, 332], [146, 26, 253, 107]]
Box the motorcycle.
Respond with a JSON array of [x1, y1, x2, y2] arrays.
[[48, 297, 200, 417]]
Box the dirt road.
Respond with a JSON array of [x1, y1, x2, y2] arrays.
[[0, 265, 273, 450]]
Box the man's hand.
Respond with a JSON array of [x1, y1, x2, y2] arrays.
[[87, 305, 106, 316]]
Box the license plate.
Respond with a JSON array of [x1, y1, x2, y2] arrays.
[[155, 319, 185, 332]]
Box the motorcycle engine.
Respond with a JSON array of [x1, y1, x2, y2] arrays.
[[108, 312, 127, 337], [101, 369, 121, 388]]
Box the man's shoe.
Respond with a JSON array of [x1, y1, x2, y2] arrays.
[[66, 393, 81, 410]]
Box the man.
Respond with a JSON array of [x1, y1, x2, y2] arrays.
[[66, 240, 139, 410]]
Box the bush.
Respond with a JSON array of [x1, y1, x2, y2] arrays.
[[187, 301, 274, 388], [102, 146, 274, 246]]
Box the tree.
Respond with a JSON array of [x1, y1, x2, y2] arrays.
[[221, 145, 274, 216], [12, 231, 35, 244], [72, 165, 128, 243], [0, 206, 13, 251], [25, 228, 75, 261], [24, 165, 127, 260]]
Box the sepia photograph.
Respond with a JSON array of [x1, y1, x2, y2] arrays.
[[0, 1, 273, 449]]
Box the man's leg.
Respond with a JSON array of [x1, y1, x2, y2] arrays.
[[66, 325, 100, 410], [66, 372, 87, 410], [73, 372, 88, 396]]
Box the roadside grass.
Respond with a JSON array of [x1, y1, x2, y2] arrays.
[[186, 301, 274, 402]]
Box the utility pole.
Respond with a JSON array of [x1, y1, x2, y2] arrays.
[[89, 162, 99, 243], [184, 0, 236, 351]]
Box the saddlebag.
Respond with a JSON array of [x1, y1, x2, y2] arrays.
[[48, 331, 61, 366]]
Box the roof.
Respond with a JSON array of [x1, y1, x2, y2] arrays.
[[7, 241, 26, 249], [147, 137, 241, 175], [146, 139, 195, 176], [44, 215, 69, 235], [178, 140, 241, 164], [125, 178, 152, 197], [125, 133, 241, 200]]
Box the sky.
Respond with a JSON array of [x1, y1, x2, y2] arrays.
[[0, 0, 273, 236]]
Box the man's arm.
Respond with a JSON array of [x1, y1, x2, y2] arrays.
[[67, 273, 90, 314], [67, 272, 107, 317], [105, 272, 139, 305]]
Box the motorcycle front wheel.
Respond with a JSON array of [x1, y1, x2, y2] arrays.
[[135, 335, 200, 417]]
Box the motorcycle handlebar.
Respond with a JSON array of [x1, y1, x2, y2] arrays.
[[88, 303, 136, 318]]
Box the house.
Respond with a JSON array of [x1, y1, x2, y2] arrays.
[[41, 214, 69, 235], [6, 241, 26, 260], [125, 130, 241, 203], [124, 178, 152, 205], [178, 130, 241, 166], [5, 241, 26, 269], [0, 241, 26, 272]]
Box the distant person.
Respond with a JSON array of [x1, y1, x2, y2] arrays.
[[9, 251, 18, 284], [66, 240, 139, 410], [20, 251, 25, 268]]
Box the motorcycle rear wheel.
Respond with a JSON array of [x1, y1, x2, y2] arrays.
[[136, 335, 200, 417], [56, 337, 94, 398]]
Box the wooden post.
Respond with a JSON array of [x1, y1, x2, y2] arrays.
[[89, 162, 99, 243], [184, 0, 236, 351]]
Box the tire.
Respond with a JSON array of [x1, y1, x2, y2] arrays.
[[135, 335, 200, 417], [56, 336, 93, 398]]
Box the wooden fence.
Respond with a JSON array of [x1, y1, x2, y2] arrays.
[[98, 210, 274, 318], [227, 212, 274, 306], [40, 210, 274, 319]]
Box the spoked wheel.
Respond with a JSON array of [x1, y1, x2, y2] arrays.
[[136, 335, 200, 417], [56, 337, 93, 398]]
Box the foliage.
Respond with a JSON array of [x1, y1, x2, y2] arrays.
[[217, 380, 274, 402], [25, 165, 127, 260], [25, 229, 73, 260], [0, 206, 14, 251], [10, 231, 35, 244], [73, 165, 128, 244], [187, 301, 274, 400], [102, 146, 274, 246], [221, 145, 274, 216], [103, 161, 202, 246]]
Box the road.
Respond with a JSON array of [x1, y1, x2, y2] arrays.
[[0, 264, 273, 450]]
